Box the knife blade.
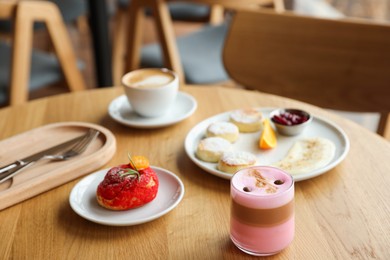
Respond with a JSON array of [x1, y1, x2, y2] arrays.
[[0, 131, 89, 178]]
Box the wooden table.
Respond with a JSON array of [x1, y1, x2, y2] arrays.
[[0, 86, 389, 259]]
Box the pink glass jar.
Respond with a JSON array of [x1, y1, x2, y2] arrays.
[[230, 166, 294, 256]]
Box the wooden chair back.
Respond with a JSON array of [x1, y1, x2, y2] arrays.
[[223, 9, 390, 137], [0, 1, 86, 106]]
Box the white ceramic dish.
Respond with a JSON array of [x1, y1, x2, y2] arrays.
[[108, 92, 197, 128], [69, 166, 185, 226], [185, 108, 350, 182]]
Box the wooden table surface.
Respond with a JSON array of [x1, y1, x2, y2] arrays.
[[0, 86, 389, 259]]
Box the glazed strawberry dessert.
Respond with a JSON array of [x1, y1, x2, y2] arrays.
[[96, 155, 159, 210]]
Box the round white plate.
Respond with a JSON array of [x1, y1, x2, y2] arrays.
[[108, 92, 197, 128], [69, 166, 185, 226], [185, 108, 350, 182]]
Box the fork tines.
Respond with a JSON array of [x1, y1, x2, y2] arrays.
[[68, 129, 100, 155]]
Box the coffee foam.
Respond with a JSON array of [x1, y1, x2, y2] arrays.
[[125, 70, 174, 89]]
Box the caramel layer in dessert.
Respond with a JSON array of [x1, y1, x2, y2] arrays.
[[231, 199, 294, 227]]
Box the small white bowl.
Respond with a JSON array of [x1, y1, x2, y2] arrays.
[[270, 108, 312, 136]]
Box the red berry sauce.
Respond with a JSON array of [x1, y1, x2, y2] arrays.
[[271, 110, 309, 126]]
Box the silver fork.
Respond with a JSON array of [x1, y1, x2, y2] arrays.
[[0, 129, 100, 183], [43, 129, 100, 161]]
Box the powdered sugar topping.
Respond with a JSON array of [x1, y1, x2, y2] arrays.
[[199, 137, 231, 152], [207, 122, 239, 135], [220, 151, 256, 166], [230, 109, 263, 124]]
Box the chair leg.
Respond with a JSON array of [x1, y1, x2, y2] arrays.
[[383, 113, 390, 141], [10, 3, 34, 105], [273, 0, 286, 12], [112, 8, 128, 86], [43, 3, 87, 92], [209, 5, 225, 25], [76, 15, 89, 34], [375, 111, 390, 139], [10, 1, 86, 106], [149, 0, 184, 85], [125, 0, 147, 73], [125, 0, 185, 85]]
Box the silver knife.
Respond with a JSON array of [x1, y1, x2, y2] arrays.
[[0, 132, 89, 178]]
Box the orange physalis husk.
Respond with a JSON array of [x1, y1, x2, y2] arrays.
[[128, 154, 150, 170]]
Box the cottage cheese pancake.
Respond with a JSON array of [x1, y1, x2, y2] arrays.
[[230, 108, 263, 133], [272, 137, 336, 175], [206, 121, 239, 143], [218, 151, 257, 174], [196, 137, 232, 163]]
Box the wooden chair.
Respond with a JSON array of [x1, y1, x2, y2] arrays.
[[223, 8, 390, 139], [0, 1, 86, 106], [292, 0, 344, 18], [114, 1, 204, 85], [122, 0, 275, 86], [121, 0, 341, 85], [112, 0, 226, 85]]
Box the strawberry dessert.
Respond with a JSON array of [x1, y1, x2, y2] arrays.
[[96, 155, 159, 210]]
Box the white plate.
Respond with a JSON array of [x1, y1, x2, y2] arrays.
[[185, 108, 350, 182], [69, 166, 185, 226], [108, 92, 197, 128]]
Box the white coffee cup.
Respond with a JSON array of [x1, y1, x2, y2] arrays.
[[122, 68, 179, 117]]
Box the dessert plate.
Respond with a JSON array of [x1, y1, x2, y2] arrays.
[[69, 166, 185, 226], [185, 108, 350, 182], [108, 92, 197, 128]]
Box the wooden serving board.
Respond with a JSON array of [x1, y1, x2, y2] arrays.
[[0, 122, 116, 210]]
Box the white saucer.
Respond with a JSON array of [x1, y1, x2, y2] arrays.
[[108, 92, 197, 128], [69, 166, 185, 226]]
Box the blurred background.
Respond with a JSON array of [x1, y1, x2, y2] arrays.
[[26, 0, 390, 99]]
